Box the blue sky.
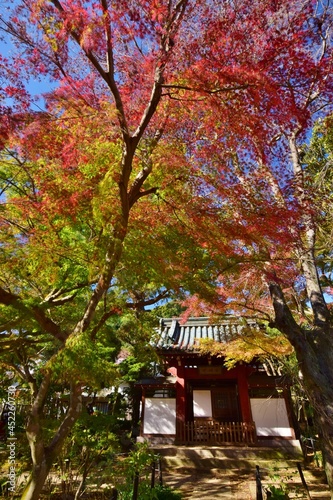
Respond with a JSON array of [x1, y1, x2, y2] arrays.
[[1, 32, 56, 110]]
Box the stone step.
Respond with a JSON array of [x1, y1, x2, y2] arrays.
[[259, 465, 330, 499], [162, 467, 331, 499], [151, 445, 331, 499], [153, 443, 303, 470]]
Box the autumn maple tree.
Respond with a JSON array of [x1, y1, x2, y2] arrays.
[[0, 0, 333, 498]]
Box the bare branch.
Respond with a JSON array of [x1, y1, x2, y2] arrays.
[[131, 1, 190, 144], [129, 187, 159, 207], [127, 290, 170, 310], [50, 0, 129, 138], [161, 82, 251, 95], [0, 287, 68, 342]]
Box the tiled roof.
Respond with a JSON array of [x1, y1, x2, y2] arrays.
[[154, 316, 258, 351], [135, 375, 177, 387]]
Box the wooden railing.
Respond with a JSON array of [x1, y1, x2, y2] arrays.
[[176, 420, 257, 445]]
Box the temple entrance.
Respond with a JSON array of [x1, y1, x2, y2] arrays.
[[176, 381, 252, 445], [191, 381, 241, 422]]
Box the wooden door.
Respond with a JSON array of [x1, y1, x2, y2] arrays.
[[211, 386, 240, 422]]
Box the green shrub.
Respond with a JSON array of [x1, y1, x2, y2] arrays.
[[152, 484, 182, 499], [266, 485, 290, 499]]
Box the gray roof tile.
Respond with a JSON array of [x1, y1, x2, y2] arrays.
[[155, 316, 258, 351]]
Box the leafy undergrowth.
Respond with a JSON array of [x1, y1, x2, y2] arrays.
[[2, 442, 182, 500]]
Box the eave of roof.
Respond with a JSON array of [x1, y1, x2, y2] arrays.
[[154, 316, 258, 352], [135, 375, 177, 387]]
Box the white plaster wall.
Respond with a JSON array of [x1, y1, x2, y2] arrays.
[[143, 398, 176, 434], [193, 390, 212, 417], [250, 398, 292, 437]]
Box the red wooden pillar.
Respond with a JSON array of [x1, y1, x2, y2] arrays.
[[237, 365, 252, 422], [176, 364, 186, 439]]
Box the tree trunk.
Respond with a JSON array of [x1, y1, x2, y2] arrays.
[[21, 460, 51, 500], [289, 132, 330, 326], [270, 284, 333, 497], [21, 380, 82, 500], [299, 348, 333, 498], [284, 132, 333, 495]]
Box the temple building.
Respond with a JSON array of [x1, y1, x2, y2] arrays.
[[136, 317, 298, 446]]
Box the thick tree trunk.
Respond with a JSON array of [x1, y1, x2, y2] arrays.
[[289, 132, 330, 326], [21, 460, 51, 500], [298, 225, 330, 326], [298, 347, 333, 498], [21, 380, 82, 500], [284, 131, 333, 495], [270, 284, 333, 497], [314, 391, 333, 497]]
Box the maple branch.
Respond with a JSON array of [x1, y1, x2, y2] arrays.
[[225, 302, 272, 322], [314, 1, 332, 62], [132, 68, 164, 145], [31, 306, 68, 342], [269, 283, 306, 347], [90, 307, 121, 340], [47, 381, 82, 457], [129, 187, 159, 206], [161, 83, 251, 95], [167, 0, 188, 37], [90, 290, 170, 339], [127, 290, 170, 311], [14, 347, 40, 390], [128, 130, 163, 207], [0, 153, 37, 201], [128, 166, 154, 208], [132, 1, 189, 144], [0, 334, 43, 350], [43, 287, 73, 303], [0, 318, 21, 333], [0, 287, 67, 342], [50, 0, 129, 138], [41, 281, 97, 307], [0, 360, 29, 385], [44, 294, 77, 306], [0, 17, 65, 83], [0, 216, 31, 235], [100, 0, 114, 72], [73, 230, 125, 336], [0, 324, 43, 347], [0, 287, 29, 309], [29, 368, 52, 409], [100, 0, 129, 138]]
